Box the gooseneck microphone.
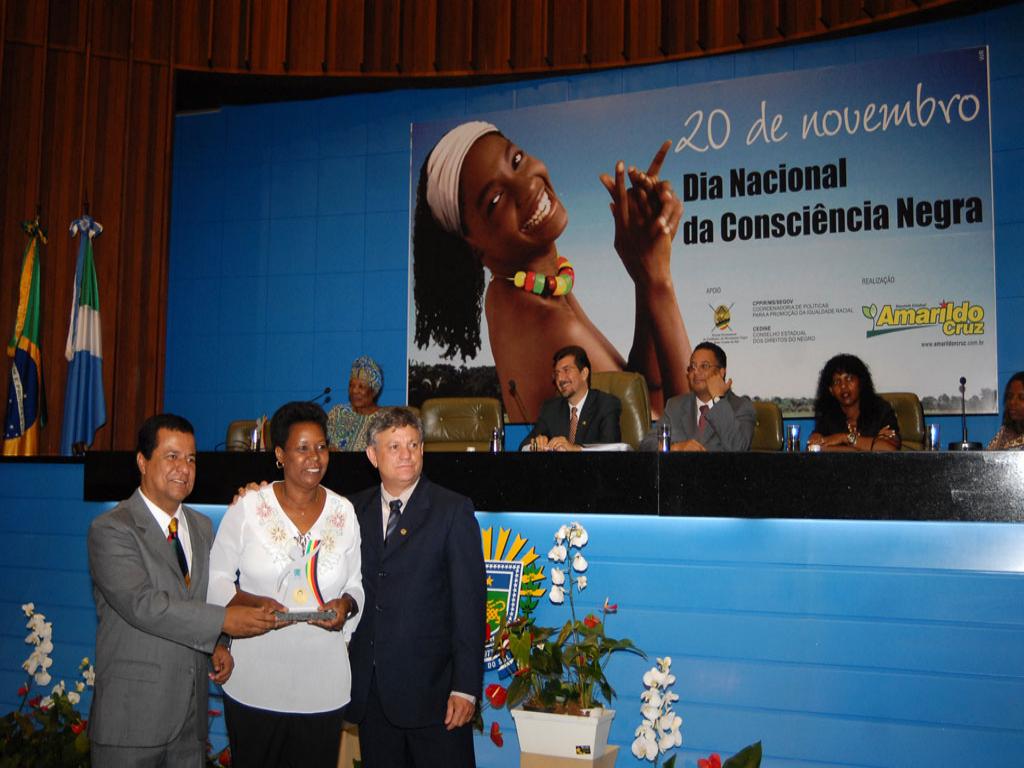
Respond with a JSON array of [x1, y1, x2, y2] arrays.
[[309, 386, 332, 406], [948, 376, 982, 451], [508, 379, 530, 423]]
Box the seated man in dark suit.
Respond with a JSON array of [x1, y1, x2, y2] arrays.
[[519, 345, 622, 451], [640, 341, 755, 452]]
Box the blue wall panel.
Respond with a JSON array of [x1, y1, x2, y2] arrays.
[[167, 4, 1024, 452], [2, 467, 1023, 765]]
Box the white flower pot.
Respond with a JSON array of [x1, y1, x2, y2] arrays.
[[511, 707, 615, 760]]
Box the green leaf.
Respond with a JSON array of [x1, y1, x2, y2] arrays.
[[664, 756, 677, 768], [862, 305, 874, 319], [722, 741, 763, 768]]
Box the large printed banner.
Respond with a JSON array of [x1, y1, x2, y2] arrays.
[[408, 48, 996, 418]]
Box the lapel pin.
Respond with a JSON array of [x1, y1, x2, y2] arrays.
[[400, 528, 408, 536]]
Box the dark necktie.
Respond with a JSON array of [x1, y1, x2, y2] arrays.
[[167, 516, 190, 588], [698, 404, 710, 434], [568, 405, 579, 444], [385, 499, 402, 543]]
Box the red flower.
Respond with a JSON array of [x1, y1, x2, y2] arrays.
[[17, 684, 28, 696], [218, 746, 233, 766], [71, 721, 87, 735], [602, 598, 618, 614], [698, 753, 722, 768], [583, 614, 600, 629], [485, 683, 508, 708], [489, 721, 504, 747], [27, 695, 41, 708], [484, 623, 492, 643], [208, 709, 222, 717], [513, 665, 531, 677]]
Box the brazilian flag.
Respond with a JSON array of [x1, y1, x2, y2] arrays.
[[4, 217, 47, 456]]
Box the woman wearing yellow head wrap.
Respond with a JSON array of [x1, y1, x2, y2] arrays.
[[326, 355, 383, 451]]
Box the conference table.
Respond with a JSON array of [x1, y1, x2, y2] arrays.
[[84, 449, 1024, 521]]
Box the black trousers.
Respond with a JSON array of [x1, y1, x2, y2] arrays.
[[223, 694, 344, 768], [357, 672, 475, 768]]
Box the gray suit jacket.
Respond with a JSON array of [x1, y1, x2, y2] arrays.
[[640, 391, 756, 452], [87, 489, 225, 748]]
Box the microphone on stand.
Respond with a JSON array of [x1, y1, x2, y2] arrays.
[[508, 379, 530, 423], [309, 386, 332, 406], [948, 375, 982, 451]]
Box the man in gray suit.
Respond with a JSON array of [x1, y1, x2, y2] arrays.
[[640, 341, 755, 452], [88, 413, 277, 766]]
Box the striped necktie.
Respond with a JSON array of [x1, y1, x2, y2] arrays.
[[385, 499, 402, 543], [167, 516, 190, 587], [568, 406, 579, 444]]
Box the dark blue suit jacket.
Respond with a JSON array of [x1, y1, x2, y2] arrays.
[[519, 388, 622, 449], [346, 476, 486, 729]]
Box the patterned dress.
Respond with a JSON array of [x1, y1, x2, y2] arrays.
[[326, 404, 375, 451], [987, 426, 1024, 450]]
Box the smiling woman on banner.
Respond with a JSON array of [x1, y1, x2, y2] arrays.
[[412, 121, 693, 420], [208, 401, 363, 767], [807, 354, 900, 452]]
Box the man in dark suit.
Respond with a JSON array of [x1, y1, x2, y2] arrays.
[[519, 345, 622, 450], [87, 414, 276, 766], [347, 407, 486, 767], [640, 341, 756, 452]]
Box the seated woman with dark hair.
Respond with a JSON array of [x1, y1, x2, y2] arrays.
[[209, 401, 363, 767], [807, 354, 900, 452], [327, 355, 383, 451], [987, 372, 1024, 450]]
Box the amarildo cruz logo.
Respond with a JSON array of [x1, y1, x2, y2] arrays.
[[862, 300, 985, 338]]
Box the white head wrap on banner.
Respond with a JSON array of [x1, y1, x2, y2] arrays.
[[425, 121, 499, 235]]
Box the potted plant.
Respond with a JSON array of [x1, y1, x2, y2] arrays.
[[0, 604, 94, 767], [491, 522, 644, 760]]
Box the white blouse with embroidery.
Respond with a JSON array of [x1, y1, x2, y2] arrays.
[[208, 483, 363, 713]]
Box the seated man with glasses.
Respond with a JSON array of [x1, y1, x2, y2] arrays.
[[640, 341, 755, 452], [519, 345, 622, 451]]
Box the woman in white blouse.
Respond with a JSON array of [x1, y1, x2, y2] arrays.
[[209, 401, 363, 767]]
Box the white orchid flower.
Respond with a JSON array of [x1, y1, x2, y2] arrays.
[[631, 726, 659, 760], [568, 524, 588, 547], [21, 603, 34, 617], [658, 727, 682, 751], [27, 614, 46, 633], [658, 713, 682, 733], [657, 656, 672, 671], [642, 666, 667, 688], [642, 689, 663, 708], [51, 681, 65, 696], [75, 681, 85, 693], [576, 575, 587, 590], [550, 567, 565, 586], [34, 671, 51, 686], [39, 695, 53, 709], [640, 703, 661, 722], [555, 525, 570, 544], [572, 552, 588, 572], [549, 584, 565, 604], [83, 666, 95, 686], [548, 544, 567, 562], [67, 691, 80, 705]]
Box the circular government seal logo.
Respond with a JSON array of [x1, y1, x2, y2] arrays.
[[480, 526, 547, 677]]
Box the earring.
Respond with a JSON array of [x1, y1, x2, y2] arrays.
[[275, 460, 283, 469]]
